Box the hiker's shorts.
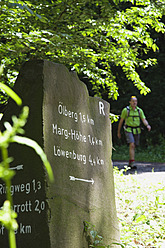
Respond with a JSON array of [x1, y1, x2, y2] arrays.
[[125, 131, 140, 146]]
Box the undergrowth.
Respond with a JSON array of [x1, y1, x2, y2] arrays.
[[114, 166, 165, 247], [112, 142, 165, 163]]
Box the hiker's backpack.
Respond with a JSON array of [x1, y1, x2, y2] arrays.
[[124, 106, 142, 134], [126, 106, 141, 120]]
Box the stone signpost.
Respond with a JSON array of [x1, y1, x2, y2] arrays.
[[0, 60, 120, 247]]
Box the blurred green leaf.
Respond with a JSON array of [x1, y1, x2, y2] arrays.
[[11, 136, 54, 182], [0, 83, 22, 106], [0, 166, 15, 180], [0, 200, 18, 231]]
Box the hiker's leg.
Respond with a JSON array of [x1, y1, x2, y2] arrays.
[[125, 132, 135, 159], [125, 132, 136, 167], [129, 142, 136, 169], [129, 142, 135, 161]]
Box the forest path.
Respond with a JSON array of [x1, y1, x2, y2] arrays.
[[113, 160, 165, 176]]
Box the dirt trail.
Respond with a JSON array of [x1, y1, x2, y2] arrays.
[[113, 160, 165, 177]]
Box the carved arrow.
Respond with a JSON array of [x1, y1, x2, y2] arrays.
[[10, 164, 24, 171], [69, 176, 94, 185]]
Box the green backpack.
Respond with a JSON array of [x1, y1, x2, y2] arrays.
[[124, 106, 142, 134]]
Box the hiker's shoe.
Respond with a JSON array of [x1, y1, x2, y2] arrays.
[[128, 161, 137, 170]]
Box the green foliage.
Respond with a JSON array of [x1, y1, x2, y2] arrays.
[[109, 113, 119, 124], [0, 83, 22, 106], [114, 166, 165, 247], [112, 139, 165, 163], [0, 200, 18, 232], [0, 201, 18, 248], [84, 221, 125, 248], [84, 221, 104, 247], [0, 0, 165, 103]]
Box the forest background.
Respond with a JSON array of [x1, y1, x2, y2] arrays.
[[0, 0, 165, 150]]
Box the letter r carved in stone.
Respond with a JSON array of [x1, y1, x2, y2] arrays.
[[99, 101, 105, 116]]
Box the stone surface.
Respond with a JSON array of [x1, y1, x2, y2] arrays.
[[0, 60, 120, 247]]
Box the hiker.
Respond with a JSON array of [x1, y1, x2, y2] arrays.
[[117, 96, 151, 169]]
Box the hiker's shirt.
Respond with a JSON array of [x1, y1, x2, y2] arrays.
[[121, 105, 145, 134]]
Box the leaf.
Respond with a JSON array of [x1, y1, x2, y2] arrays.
[[134, 214, 146, 223], [23, 4, 34, 15], [11, 136, 54, 182], [0, 166, 15, 181], [0, 200, 18, 231], [152, 43, 158, 52], [109, 113, 119, 123], [0, 65, 4, 75], [90, 230, 97, 239], [36, 14, 48, 23], [0, 83, 22, 106], [111, 242, 125, 248]]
